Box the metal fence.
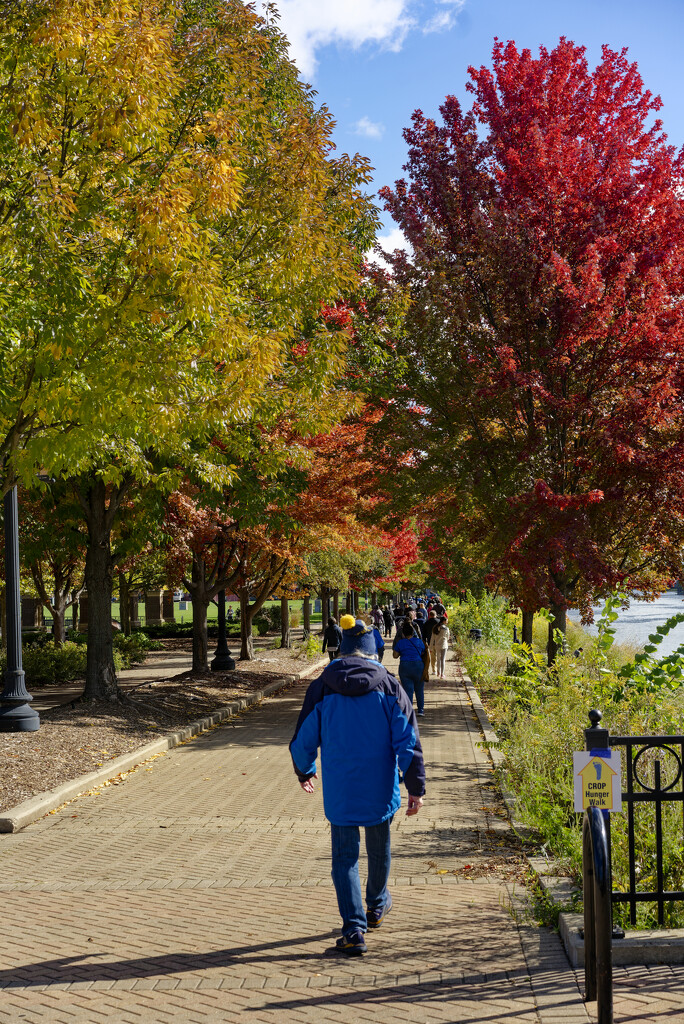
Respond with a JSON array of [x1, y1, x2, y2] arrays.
[[582, 709, 684, 1023]]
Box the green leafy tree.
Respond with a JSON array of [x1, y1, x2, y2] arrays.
[[0, 0, 377, 696], [19, 483, 86, 643]]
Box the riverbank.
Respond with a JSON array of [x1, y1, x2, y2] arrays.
[[454, 594, 684, 930], [568, 589, 684, 656]]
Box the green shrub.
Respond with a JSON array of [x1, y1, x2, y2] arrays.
[[113, 631, 163, 667], [294, 633, 323, 658], [468, 594, 684, 928], [253, 616, 270, 636], [4, 641, 89, 684], [263, 604, 282, 631], [138, 621, 239, 639], [1, 632, 165, 686], [448, 590, 511, 648]]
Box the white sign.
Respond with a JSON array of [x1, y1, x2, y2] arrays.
[[573, 750, 622, 812]]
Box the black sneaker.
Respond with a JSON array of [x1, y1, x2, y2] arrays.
[[334, 930, 367, 955], [417, 710, 425, 716], [367, 895, 393, 929]]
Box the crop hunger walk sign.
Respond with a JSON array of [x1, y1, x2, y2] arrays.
[[573, 751, 622, 812]]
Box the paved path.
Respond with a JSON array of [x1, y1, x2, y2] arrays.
[[0, 659, 621, 1022], [29, 650, 193, 712], [29, 632, 295, 712]]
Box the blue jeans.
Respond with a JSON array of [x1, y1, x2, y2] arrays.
[[330, 818, 392, 936], [399, 660, 424, 713]]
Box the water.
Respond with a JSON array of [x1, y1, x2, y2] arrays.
[[568, 590, 684, 657]]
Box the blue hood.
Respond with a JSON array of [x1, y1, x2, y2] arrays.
[[319, 656, 390, 697]]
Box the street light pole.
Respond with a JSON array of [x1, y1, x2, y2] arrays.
[[0, 486, 39, 731], [211, 589, 235, 672]]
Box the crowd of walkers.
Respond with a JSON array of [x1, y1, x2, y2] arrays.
[[320, 594, 451, 719]]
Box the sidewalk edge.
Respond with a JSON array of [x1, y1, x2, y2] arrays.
[[0, 657, 327, 834], [458, 666, 524, 829]]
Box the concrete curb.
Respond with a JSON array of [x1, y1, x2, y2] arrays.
[[558, 911, 684, 967], [533, 848, 684, 966], [0, 657, 327, 834], [458, 666, 530, 834]]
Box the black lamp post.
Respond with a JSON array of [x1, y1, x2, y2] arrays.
[[0, 486, 39, 731], [211, 589, 235, 672]]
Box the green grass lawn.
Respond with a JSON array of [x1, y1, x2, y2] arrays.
[[44, 598, 326, 629]]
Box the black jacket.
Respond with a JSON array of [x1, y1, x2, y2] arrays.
[[420, 618, 438, 644], [322, 624, 343, 652]]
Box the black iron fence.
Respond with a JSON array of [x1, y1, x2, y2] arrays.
[[582, 709, 684, 1023]]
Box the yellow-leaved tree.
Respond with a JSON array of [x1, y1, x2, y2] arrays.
[[0, 0, 377, 696]]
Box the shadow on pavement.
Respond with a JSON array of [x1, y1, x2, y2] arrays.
[[0, 933, 339, 987]]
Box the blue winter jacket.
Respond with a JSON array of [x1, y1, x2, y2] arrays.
[[289, 657, 426, 827]]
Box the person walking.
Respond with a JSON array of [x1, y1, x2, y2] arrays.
[[406, 609, 422, 638], [392, 620, 426, 715], [321, 617, 343, 662], [420, 610, 438, 674], [420, 609, 437, 643], [382, 605, 394, 637], [371, 605, 384, 630], [290, 616, 425, 956], [430, 615, 451, 679], [372, 624, 386, 662]]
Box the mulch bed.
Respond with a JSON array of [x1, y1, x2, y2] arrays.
[[0, 647, 322, 813]]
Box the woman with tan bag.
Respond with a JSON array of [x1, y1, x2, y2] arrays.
[[430, 615, 451, 679]]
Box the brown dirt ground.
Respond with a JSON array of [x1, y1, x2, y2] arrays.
[[0, 643, 323, 813]]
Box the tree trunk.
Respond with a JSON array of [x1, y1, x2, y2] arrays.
[[52, 601, 67, 644], [119, 572, 131, 636], [280, 596, 290, 648], [189, 553, 210, 672], [72, 590, 79, 632], [239, 587, 254, 660], [522, 609, 534, 646], [303, 594, 311, 637], [371, 590, 377, 607], [547, 602, 567, 665], [320, 585, 329, 631], [333, 589, 339, 621], [83, 480, 118, 700]]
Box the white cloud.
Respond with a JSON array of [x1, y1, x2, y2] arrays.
[[423, 8, 459, 33], [267, 0, 466, 78], [351, 116, 385, 139], [366, 227, 412, 272], [424, 0, 465, 34]]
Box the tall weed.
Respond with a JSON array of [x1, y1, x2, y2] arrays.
[[465, 592, 684, 928]]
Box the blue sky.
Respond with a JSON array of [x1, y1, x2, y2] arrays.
[[269, 0, 684, 252]]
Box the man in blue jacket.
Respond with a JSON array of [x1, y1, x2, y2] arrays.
[[290, 617, 426, 956]]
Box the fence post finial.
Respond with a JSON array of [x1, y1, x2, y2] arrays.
[[585, 709, 610, 751]]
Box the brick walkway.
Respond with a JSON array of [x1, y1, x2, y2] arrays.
[[0, 660, 668, 1022]]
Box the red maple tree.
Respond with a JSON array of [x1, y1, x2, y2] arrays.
[[378, 38, 684, 659]]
